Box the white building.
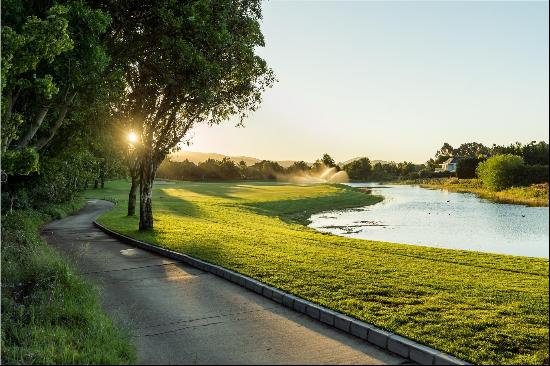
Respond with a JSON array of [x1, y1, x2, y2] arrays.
[[436, 157, 460, 173]]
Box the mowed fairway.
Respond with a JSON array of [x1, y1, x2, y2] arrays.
[[87, 180, 549, 365]]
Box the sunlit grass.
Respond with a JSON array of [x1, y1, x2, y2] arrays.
[[87, 180, 549, 365]]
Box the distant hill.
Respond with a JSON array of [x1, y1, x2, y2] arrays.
[[169, 151, 300, 168]]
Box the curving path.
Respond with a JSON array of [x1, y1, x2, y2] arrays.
[[41, 200, 408, 365]]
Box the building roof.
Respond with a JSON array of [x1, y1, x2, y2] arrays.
[[443, 157, 460, 164]]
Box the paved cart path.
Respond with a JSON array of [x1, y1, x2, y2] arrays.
[[42, 200, 407, 365]]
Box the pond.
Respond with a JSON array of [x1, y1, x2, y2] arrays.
[[308, 183, 549, 258]]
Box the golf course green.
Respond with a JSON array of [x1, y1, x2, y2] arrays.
[[87, 180, 549, 365]]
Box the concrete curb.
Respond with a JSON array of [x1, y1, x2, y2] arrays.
[[94, 220, 470, 366]]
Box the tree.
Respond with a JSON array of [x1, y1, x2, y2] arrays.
[[425, 158, 438, 172], [311, 159, 324, 172], [103, 0, 275, 230], [454, 142, 490, 158], [238, 160, 248, 178], [1, 1, 126, 212], [491, 142, 523, 157], [370, 162, 389, 181], [218, 158, 241, 179], [321, 153, 336, 168], [1, 2, 72, 173], [251, 160, 284, 179], [287, 161, 310, 173], [522, 141, 549, 165], [124, 137, 140, 216], [456, 157, 481, 179], [435, 142, 454, 162], [2, 1, 112, 170], [397, 161, 416, 177], [343, 158, 371, 180]]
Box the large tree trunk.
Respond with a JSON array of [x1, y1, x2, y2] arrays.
[[16, 105, 50, 149], [139, 152, 157, 230], [34, 92, 76, 150], [100, 161, 105, 189], [127, 174, 138, 216]]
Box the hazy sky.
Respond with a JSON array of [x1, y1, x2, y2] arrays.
[[181, 0, 549, 164]]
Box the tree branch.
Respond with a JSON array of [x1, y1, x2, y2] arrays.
[[34, 92, 77, 150], [16, 105, 50, 150]]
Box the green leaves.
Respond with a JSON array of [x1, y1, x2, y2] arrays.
[[476, 154, 525, 191], [343, 158, 372, 180], [1, 6, 73, 85], [1, 148, 40, 175], [33, 75, 59, 100]]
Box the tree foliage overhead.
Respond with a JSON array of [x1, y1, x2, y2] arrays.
[[1, 0, 126, 211], [104, 0, 275, 162], [1, 0, 115, 177]]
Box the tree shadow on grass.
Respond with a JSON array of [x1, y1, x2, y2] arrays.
[[167, 182, 248, 200], [244, 194, 383, 226], [169, 181, 288, 200], [154, 188, 202, 219]]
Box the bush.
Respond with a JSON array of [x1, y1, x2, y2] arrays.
[[476, 154, 525, 191], [1, 148, 40, 175], [456, 157, 481, 179], [430, 171, 455, 179], [518, 165, 549, 186]]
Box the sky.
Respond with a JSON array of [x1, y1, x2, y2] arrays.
[[181, 0, 549, 164]]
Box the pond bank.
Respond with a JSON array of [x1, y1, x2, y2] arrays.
[[402, 178, 548, 207]]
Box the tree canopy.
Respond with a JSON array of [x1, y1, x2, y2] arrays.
[[95, 0, 275, 229]]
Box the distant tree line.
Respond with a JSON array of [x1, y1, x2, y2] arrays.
[[157, 154, 426, 182], [430, 141, 549, 191], [158, 157, 297, 181], [157, 141, 549, 186], [430, 140, 548, 168], [431, 140, 548, 181]]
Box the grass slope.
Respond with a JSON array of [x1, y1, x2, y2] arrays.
[[88, 180, 549, 365], [1, 199, 135, 364]]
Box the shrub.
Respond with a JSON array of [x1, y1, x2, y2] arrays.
[[518, 165, 549, 185], [456, 157, 482, 179], [476, 154, 525, 191]]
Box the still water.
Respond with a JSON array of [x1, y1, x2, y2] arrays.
[[309, 183, 549, 258]]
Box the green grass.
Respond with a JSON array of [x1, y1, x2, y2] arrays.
[[406, 178, 549, 207], [88, 180, 549, 365], [1, 199, 136, 365]]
